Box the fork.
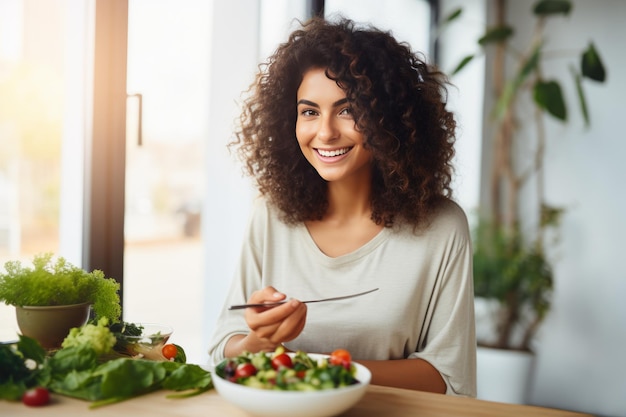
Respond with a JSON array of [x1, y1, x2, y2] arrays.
[[228, 288, 379, 310]]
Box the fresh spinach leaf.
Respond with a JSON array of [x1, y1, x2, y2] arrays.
[[47, 345, 99, 374], [17, 335, 46, 364], [98, 358, 168, 398], [163, 363, 213, 392]]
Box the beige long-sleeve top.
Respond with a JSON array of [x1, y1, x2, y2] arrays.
[[208, 197, 477, 397]]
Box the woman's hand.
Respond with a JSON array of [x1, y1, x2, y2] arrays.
[[225, 287, 307, 356]]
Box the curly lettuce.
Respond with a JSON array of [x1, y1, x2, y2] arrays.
[[62, 318, 116, 356]]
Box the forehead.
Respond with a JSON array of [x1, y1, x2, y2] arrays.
[[297, 68, 346, 101]]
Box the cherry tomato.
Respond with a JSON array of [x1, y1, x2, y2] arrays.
[[271, 352, 293, 370], [234, 362, 257, 379], [22, 387, 50, 407], [329, 348, 352, 370], [162, 344, 178, 360]]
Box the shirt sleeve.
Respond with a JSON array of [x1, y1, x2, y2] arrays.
[[408, 204, 477, 397]]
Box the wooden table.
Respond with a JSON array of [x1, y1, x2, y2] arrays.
[[1, 385, 593, 417]]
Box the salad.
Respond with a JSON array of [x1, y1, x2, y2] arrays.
[[215, 347, 358, 391]]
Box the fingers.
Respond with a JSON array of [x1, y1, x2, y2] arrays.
[[244, 290, 308, 345], [246, 286, 287, 306], [280, 302, 307, 342], [247, 300, 306, 337]]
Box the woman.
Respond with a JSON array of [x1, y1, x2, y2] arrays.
[[208, 17, 476, 397]]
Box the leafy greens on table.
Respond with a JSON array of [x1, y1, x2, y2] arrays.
[[0, 330, 213, 408]]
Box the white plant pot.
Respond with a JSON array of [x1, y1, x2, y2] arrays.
[[476, 346, 535, 404]]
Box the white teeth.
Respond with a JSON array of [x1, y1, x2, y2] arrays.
[[318, 148, 350, 157]]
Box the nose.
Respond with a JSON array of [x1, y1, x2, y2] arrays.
[[317, 115, 339, 142]]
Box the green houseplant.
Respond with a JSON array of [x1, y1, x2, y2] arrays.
[[0, 253, 121, 348], [442, 0, 607, 352]]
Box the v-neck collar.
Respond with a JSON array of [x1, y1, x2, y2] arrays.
[[296, 223, 391, 266]]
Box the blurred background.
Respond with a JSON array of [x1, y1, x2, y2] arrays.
[[0, 1, 624, 416]]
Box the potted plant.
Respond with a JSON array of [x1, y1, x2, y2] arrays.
[[440, 0, 607, 402], [0, 253, 121, 348], [471, 218, 555, 403]]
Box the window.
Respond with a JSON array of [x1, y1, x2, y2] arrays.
[[0, 0, 91, 341]]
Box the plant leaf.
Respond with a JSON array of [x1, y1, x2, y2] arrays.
[[493, 79, 515, 120], [518, 43, 542, 81], [533, 80, 567, 121], [570, 65, 590, 127], [493, 44, 542, 119], [162, 364, 213, 391], [442, 7, 462, 24], [540, 204, 565, 228], [17, 335, 46, 365], [451, 54, 475, 75], [581, 42, 606, 82], [47, 345, 99, 374], [533, 0, 572, 16], [0, 380, 27, 401], [478, 25, 514, 46]]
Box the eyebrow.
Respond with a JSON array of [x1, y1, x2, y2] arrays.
[[297, 98, 349, 108]]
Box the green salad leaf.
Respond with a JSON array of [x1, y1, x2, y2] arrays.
[[62, 318, 116, 356], [163, 363, 213, 395]]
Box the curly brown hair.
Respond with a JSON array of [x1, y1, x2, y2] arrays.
[[231, 17, 456, 228]]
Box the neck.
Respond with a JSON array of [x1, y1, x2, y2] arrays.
[[325, 176, 372, 222]]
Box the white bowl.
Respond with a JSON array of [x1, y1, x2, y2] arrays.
[[212, 353, 371, 417]]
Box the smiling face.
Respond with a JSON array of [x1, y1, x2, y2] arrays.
[[295, 68, 373, 185]]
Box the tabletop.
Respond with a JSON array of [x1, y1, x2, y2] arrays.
[[1, 384, 593, 417]]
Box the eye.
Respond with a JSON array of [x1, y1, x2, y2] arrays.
[[338, 107, 353, 117], [300, 109, 318, 117]]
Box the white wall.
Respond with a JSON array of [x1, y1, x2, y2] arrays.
[[325, 0, 431, 54], [442, 1, 625, 415], [438, 0, 486, 220]]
